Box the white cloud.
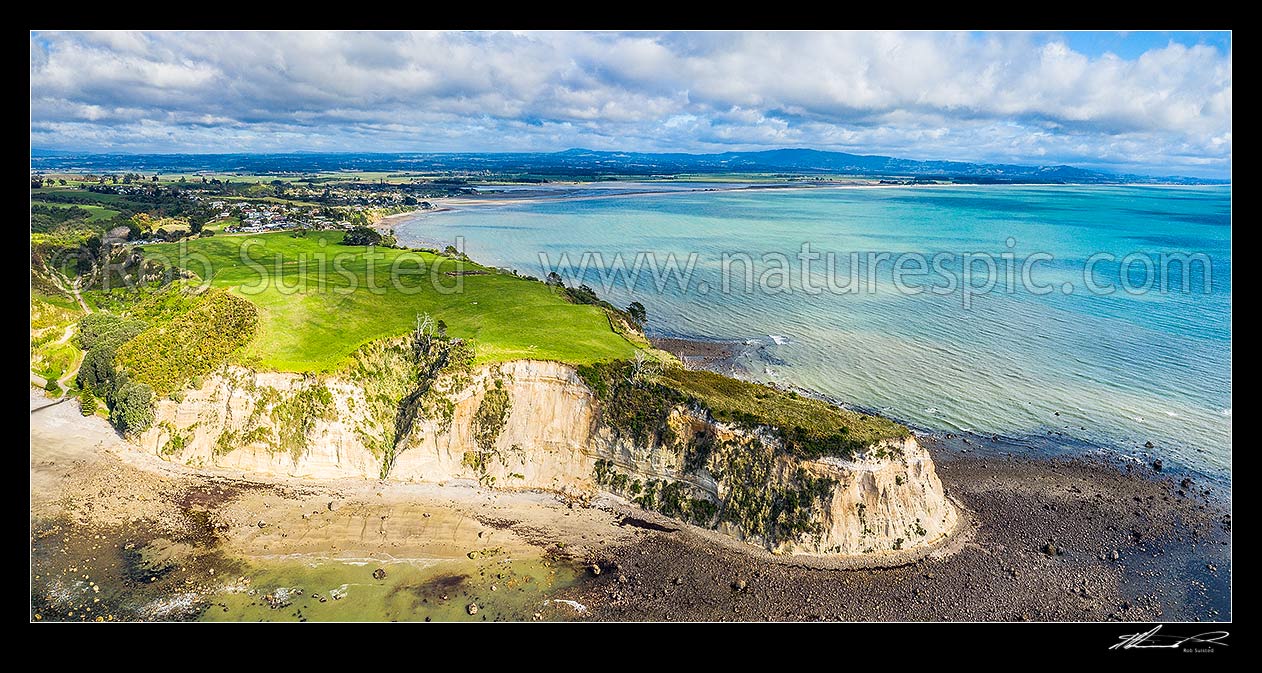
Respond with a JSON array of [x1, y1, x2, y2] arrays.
[[28, 30, 1231, 176]]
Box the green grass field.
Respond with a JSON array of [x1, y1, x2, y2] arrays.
[[142, 231, 638, 372], [30, 187, 131, 205], [31, 201, 121, 222]]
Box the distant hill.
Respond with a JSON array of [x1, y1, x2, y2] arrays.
[[29, 148, 1226, 185]]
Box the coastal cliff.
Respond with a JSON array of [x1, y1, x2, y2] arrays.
[[138, 358, 957, 558]]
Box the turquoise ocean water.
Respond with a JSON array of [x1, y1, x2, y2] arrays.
[[395, 184, 1231, 482]]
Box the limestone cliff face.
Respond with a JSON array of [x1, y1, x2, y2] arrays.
[[139, 360, 956, 557]]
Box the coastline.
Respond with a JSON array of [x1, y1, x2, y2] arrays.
[[30, 385, 1230, 621], [376, 180, 1233, 232], [655, 334, 1232, 492], [30, 198, 1231, 621]]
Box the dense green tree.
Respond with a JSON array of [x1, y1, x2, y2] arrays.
[[626, 301, 647, 325], [77, 347, 117, 396], [341, 226, 383, 246], [109, 382, 155, 433]]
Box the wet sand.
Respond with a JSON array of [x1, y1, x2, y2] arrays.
[[29, 391, 626, 621], [30, 389, 1230, 622]]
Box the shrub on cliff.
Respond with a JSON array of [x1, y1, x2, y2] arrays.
[[577, 360, 682, 446], [115, 289, 259, 396], [659, 367, 908, 459]]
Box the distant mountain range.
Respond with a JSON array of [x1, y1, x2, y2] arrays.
[[29, 148, 1227, 185]]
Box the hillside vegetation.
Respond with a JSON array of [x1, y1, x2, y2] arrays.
[[115, 289, 259, 396], [579, 361, 909, 461], [141, 230, 638, 371]]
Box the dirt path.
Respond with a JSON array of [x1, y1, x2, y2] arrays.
[[30, 274, 90, 397]]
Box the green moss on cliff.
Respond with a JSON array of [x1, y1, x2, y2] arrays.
[[472, 378, 512, 451], [581, 360, 906, 461], [577, 360, 681, 447], [593, 460, 719, 527], [268, 379, 336, 462], [660, 367, 908, 459]]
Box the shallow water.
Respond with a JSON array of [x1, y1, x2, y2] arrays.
[[31, 518, 582, 622], [396, 184, 1232, 483], [199, 554, 580, 622]]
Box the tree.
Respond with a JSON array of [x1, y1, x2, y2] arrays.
[[109, 382, 155, 434], [626, 301, 647, 325], [79, 394, 98, 416], [545, 272, 564, 287], [341, 226, 383, 246], [77, 347, 117, 396], [567, 284, 600, 305], [58, 179, 66, 186]]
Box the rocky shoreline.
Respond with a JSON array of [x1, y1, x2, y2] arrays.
[[31, 384, 1229, 622], [552, 443, 1230, 621]]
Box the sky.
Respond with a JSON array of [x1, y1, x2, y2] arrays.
[[29, 30, 1232, 178]]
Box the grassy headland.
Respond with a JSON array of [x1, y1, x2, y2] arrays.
[[31, 174, 908, 464], [139, 230, 638, 371]]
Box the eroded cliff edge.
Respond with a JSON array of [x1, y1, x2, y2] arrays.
[[139, 354, 957, 559]]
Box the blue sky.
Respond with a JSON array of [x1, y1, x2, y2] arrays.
[[29, 31, 1231, 178], [1058, 31, 1230, 59]]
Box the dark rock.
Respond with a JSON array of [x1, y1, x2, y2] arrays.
[[372, 568, 387, 580], [1144, 440, 1155, 448], [1181, 478, 1193, 489], [1152, 459, 1163, 472], [732, 579, 748, 592], [1042, 543, 1058, 556]]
